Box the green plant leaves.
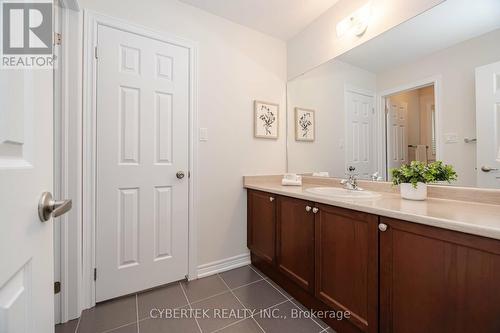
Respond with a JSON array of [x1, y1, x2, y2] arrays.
[[390, 161, 457, 188]]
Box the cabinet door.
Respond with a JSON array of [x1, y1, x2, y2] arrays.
[[247, 190, 276, 264], [315, 204, 378, 333], [276, 196, 315, 293], [380, 217, 500, 333]]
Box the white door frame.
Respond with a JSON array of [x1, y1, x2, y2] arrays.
[[376, 75, 442, 179], [54, 0, 82, 324], [82, 10, 199, 309], [344, 84, 377, 176]]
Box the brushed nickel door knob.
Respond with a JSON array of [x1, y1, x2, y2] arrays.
[[38, 192, 72, 222], [312, 207, 319, 214], [176, 171, 185, 179], [269, 197, 275, 202], [305, 206, 312, 212]]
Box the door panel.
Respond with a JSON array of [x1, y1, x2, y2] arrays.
[[315, 205, 378, 333], [380, 217, 500, 333], [345, 89, 376, 179], [247, 190, 276, 264], [96, 25, 190, 302], [276, 196, 315, 293], [0, 67, 53, 330], [387, 101, 408, 179], [476, 61, 500, 188]]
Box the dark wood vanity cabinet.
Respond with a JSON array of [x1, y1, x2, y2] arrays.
[[276, 196, 315, 293], [247, 189, 500, 333], [315, 204, 379, 333], [379, 217, 500, 333], [247, 190, 276, 264]]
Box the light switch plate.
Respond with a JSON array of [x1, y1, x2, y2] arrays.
[[444, 133, 459, 144], [199, 128, 208, 141]]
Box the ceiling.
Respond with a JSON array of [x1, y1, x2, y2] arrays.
[[337, 0, 500, 73], [178, 0, 340, 40]]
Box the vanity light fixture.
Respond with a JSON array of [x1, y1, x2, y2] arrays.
[[336, 2, 371, 38]]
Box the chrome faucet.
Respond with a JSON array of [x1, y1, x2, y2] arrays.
[[341, 166, 361, 190]]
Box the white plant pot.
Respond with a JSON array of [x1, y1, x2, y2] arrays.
[[400, 182, 427, 201]]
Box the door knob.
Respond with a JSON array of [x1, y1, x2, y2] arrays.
[[378, 223, 388, 232], [305, 206, 312, 212], [38, 192, 72, 222], [312, 207, 319, 214], [481, 166, 498, 172], [176, 171, 186, 179], [269, 197, 275, 202]]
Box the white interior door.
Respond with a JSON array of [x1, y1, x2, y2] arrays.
[[476, 61, 500, 188], [345, 89, 376, 179], [96, 25, 190, 302], [0, 71, 54, 330], [386, 100, 408, 178]]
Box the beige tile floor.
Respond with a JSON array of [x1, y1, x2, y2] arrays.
[[56, 265, 335, 333]]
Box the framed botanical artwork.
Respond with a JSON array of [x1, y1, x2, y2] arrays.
[[295, 107, 315, 141], [254, 100, 279, 139]]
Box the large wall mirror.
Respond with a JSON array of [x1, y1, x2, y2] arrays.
[[286, 0, 500, 188]]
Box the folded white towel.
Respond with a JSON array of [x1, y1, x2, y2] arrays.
[[281, 178, 302, 186]]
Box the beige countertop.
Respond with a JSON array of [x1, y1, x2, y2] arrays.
[[244, 176, 500, 241]]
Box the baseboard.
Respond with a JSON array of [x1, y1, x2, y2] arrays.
[[196, 253, 251, 279]]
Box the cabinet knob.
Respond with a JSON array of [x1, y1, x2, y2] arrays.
[[312, 207, 319, 214], [378, 223, 388, 232], [305, 206, 312, 212], [269, 197, 275, 202]]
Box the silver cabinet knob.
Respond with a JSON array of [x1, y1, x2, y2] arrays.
[[269, 197, 275, 202], [312, 207, 319, 214], [38, 192, 72, 222], [176, 171, 186, 179], [481, 166, 499, 172], [305, 206, 312, 212], [378, 223, 388, 232]]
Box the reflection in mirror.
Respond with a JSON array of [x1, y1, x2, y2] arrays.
[[286, 0, 500, 188]]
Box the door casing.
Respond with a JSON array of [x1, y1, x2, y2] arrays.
[[81, 10, 199, 310], [377, 76, 442, 180]]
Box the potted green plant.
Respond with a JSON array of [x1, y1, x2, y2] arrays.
[[391, 161, 457, 200]]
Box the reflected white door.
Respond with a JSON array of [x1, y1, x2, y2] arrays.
[[387, 100, 408, 178], [345, 89, 376, 179], [96, 25, 190, 302], [0, 71, 54, 331], [476, 61, 500, 188]]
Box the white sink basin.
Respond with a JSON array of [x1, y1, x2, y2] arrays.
[[305, 187, 381, 199]]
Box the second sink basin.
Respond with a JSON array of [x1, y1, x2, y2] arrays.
[[305, 187, 381, 199]]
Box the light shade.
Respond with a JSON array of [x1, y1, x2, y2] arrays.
[[336, 3, 371, 38]]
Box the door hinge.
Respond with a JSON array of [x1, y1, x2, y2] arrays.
[[94, 268, 97, 281], [188, 171, 191, 178], [54, 281, 61, 294], [54, 32, 62, 45], [94, 46, 98, 59]]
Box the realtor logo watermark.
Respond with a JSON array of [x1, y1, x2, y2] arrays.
[[2, 0, 54, 69]]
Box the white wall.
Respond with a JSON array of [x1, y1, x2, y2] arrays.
[[377, 28, 500, 186], [287, 59, 376, 176], [287, 0, 444, 79], [77, 0, 287, 268]]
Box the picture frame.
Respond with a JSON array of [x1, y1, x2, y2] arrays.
[[254, 100, 279, 139], [295, 107, 315, 141]]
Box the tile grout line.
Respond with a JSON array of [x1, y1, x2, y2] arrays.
[[179, 281, 203, 333], [248, 265, 292, 301], [135, 294, 139, 333], [248, 265, 327, 331], [74, 315, 81, 333], [289, 299, 326, 332], [210, 299, 290, 333], [216, 273, 266, 333]]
